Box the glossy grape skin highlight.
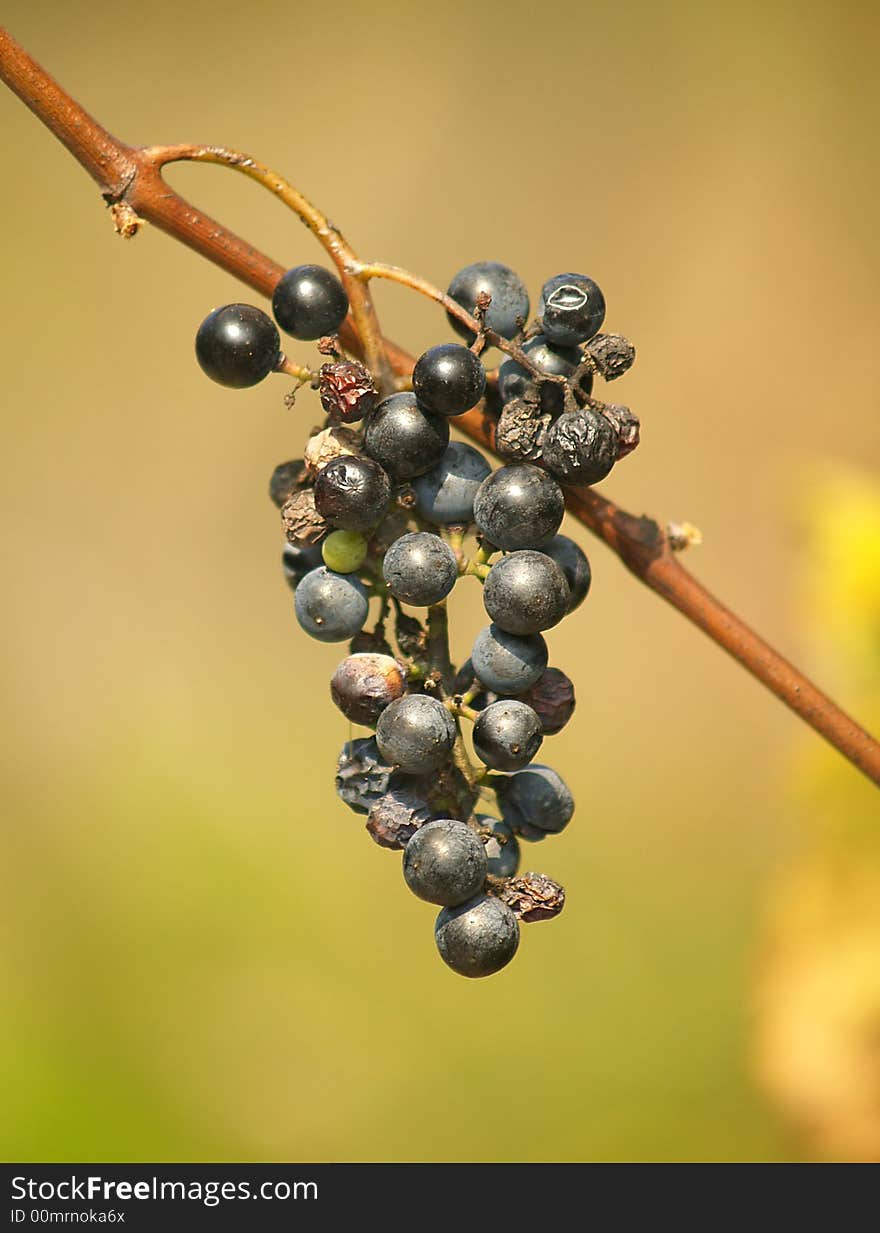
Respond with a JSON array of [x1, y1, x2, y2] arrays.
[[364, 393, 449, 479], [195, 304, 280, 388], [538, 272, 606, 346], [314, 455, 391, 532], [272, 264, 349, 340], [413, 344, 486, 417], [473, 464, 564, 551]]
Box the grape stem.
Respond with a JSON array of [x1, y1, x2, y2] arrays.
[[443, 527, 466, 567], [275, 355, 318, 385], [443, 698, 479, 724], [147, 143, 397, 394], [425, 603, 483, 794], [425, 602, 454, 692], [459, 683, 481, 708], [2, 26, 878, 787], [353, 263, 566, 387]]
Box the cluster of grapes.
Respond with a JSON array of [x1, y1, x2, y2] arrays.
[[194, 259, 638, 977]]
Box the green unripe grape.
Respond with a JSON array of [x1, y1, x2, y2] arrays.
[[322, 529, 368, 574]]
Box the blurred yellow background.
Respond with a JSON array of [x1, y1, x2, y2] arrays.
[[1, 0, 878, 1162]]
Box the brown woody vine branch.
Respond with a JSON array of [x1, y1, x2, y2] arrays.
[[2, 25, 878, 787]]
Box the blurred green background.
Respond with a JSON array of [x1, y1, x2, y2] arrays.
[[1, 0, 878, 1162]]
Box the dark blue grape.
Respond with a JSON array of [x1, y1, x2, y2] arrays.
[[446, 261, 530, 342], [482, 550, 570, 635], [434, 895, 520, 977], [375, 694, 456, 773], [498, 764, 574, 839], [476, 816, 521, 878], [471, 624, 547, 695], [538, 272, 605, 346], [473, 700, 543, 771], [195, 304, 280, 388], [413, 344, 486, 417], [413, 441, 491, 525], [294, 566, 369, 642], [282, 541, 323, 592], [473, 464, 564, 550], [269, 459, 305, 508], [383, 532, 458, 607], [272, 264, 349, 340], [364, 393, 449, 479], [497, 335, 589, 415], [542, 535, 592, 612], [314, 454, 391, 532], [403, 819, 488, 906]]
